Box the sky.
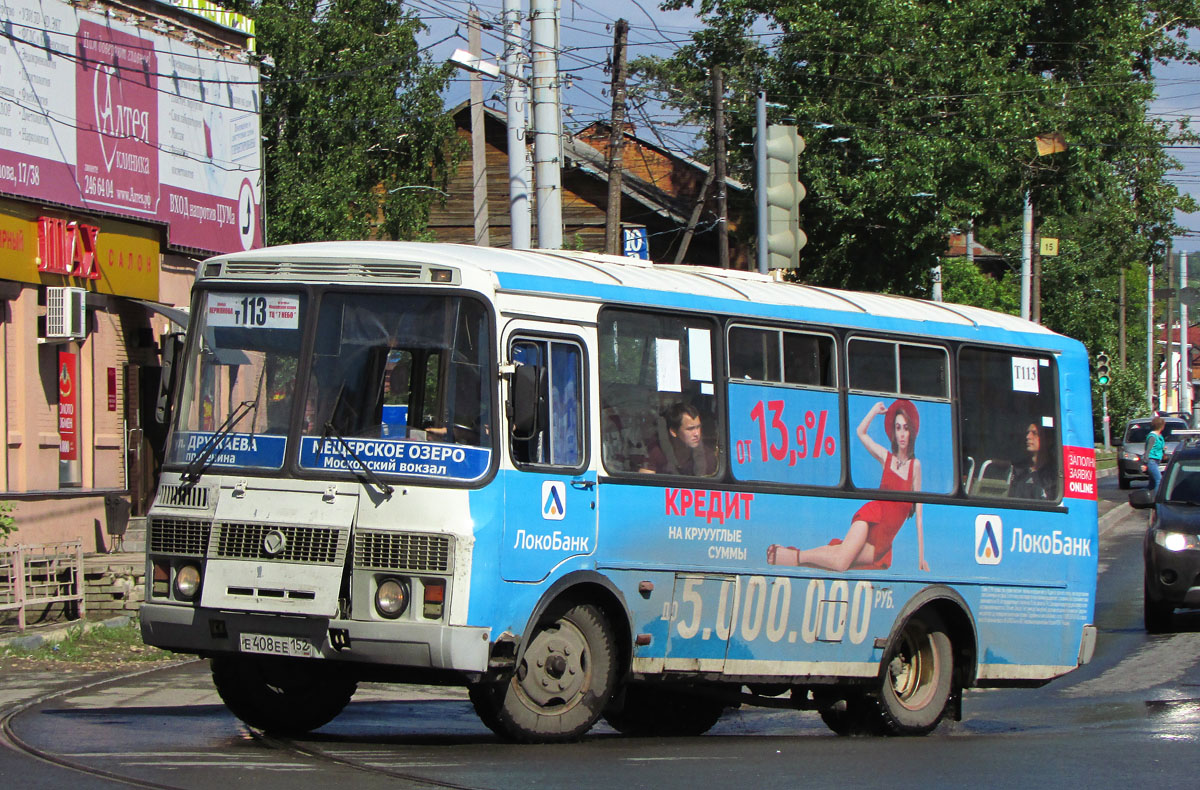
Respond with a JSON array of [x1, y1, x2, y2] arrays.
[[413, 0, 1200, 253]]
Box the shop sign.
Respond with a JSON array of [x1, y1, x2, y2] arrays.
[[0, 206, 160, 300], [37, 217, 101, 279], [58, 351, 78, 462]]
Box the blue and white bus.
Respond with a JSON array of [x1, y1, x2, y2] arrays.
[[140, 242, 1098, 741]]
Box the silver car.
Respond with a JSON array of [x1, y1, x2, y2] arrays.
[[1118, 417, 1190, 489]]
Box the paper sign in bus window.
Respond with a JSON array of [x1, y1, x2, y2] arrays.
[[1011, 357, 1039, 394], [688, 327, 713, 382], [656, 338, 682, 392]]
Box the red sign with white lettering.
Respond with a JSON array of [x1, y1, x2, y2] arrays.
[[58, 352, 78, 462], [1063, 446, 1096, 499], [37, 217, 101, 279]]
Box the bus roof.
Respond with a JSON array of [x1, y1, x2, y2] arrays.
[[209, 241, 1055, 337]]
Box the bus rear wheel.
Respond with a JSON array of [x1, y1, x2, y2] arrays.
[[471, 602, 616, 743], [875, 613, 953, 735], [211, 655, 357, 734], [604, 684, 727, 736]]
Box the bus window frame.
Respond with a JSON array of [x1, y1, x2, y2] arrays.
[[846, 335, 952, 402], [167, 283, 502, 490], [507, 332, 591, 475], [597, 305, 725, 480], [163, 281, 316, 480], [725, 322, 839, 391], [955, 343, 1063, 505]]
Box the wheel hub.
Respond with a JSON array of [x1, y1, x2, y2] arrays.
[[515, 622, 591, 709]]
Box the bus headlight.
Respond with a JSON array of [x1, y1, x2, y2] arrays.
[[174, 563, 202, 600], [1154, 531, 1200, 552], [375, 578, 409, 619]]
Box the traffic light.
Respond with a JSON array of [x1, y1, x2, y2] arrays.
[[1095, 351, 1111, 387], [763, 124, 807, 270]]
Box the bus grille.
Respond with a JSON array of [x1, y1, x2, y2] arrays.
[[149, 518, 212, 556], [155, 484, 212, 510], [354, 531, 452, 573], [222, 260, 424, 280], [215, 523, 345, 565]]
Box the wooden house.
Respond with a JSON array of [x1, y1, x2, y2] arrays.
[[426, 104, 749, 268]]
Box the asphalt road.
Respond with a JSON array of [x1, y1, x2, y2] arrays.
[[3, 479, 1198, 789]]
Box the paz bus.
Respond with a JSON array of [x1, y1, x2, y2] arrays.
[[140, 242, 1098, 741]]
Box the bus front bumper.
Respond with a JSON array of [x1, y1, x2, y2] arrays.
[[140, 603, 491, 674]]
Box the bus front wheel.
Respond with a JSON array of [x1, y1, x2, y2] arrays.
[[210, 655, 357, 734], [471, 602, 617, 743], [875, 613, 953, 735]]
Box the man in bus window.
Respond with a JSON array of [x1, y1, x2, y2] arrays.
[[640, 401, 715, 475]]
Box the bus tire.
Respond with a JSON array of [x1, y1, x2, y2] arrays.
[[875, 612, 953, 735], [211, 655, 357, 734], [472, 602, 616, 743], [603, 684, 726, 736], [1144, 580, 1174, 634], [818, 694, 883, 736]]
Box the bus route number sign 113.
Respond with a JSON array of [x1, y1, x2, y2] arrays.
[[207, 293, 300, 330]]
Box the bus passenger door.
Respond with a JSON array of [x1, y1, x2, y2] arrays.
[[501, 334, 596, 582], [663, 573, 737, 673]]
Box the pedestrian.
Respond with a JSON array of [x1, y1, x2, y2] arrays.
[[1146, 415, 1166, 491]]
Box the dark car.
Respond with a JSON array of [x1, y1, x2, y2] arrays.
[[1130, 438, 1200, 632], [1117, 417, 1190, 489]]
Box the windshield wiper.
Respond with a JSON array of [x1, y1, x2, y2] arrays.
[[182, 400, 256, 484], [320, 420, 395, 498]]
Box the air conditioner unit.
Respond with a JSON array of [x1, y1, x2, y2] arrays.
[[44, 286, 87, 340]]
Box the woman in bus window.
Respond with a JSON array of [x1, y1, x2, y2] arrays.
[[1008, 423, 1057, 500], [768, 399, 928, 572]]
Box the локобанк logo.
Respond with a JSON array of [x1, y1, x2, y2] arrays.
[[975, 515, 1002, 565], [542, 480, 566, 520]]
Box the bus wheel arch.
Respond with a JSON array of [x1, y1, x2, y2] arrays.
[[875, 587, 977, 734], [471, 573, 631, 742]]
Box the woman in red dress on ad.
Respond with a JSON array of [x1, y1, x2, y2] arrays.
[[767, 399, 929, 572]]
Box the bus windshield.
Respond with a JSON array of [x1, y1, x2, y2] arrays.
[[167, 289, 493, 482], [168, 291, 307, 471]]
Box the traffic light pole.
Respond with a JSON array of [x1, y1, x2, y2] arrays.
[[1102, 389, 1110, 452], [756, 92, 767, 275]]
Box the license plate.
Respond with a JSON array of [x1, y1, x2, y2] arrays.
[[238, 632, 319, 658]]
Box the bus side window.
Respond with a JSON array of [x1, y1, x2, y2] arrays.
[[958, 348, 1060, 501], [509, 338, 585, 469]]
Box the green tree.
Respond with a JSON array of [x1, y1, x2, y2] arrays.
[[234, 0, 460, 243], [634, 0, 1197, 298]]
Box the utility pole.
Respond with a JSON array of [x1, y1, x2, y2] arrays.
[[711, 65, 729, 269], [1182, 251, 1191, 416], [468, 9, 490, 247], [530, 0, 562, 249], [755, 91, 767, 274], [503, 0, 531, 249], [1166, 250, 1174, 408], [1031, 220, 1041, 324], [1021, 193, 1032, 320], [1148, 256, 1155, 410], [603, 19, 628, 256], [673, 168, 715, 265]]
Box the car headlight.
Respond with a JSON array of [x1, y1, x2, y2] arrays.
[[375, 577, 410, 618], [1121, 451, 1140, 461], [1154, 531, 1200, 551], [174, 563, 202, 600]]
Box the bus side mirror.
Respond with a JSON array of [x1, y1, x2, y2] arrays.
[[1129, 489, 1155, 508], [510, 363, 542, 441], [155, 332, 185, 425]]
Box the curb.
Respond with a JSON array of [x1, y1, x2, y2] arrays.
[[0, 615, 133, 652]]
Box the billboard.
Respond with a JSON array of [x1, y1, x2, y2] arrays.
[[0, 0, 262, 254]]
